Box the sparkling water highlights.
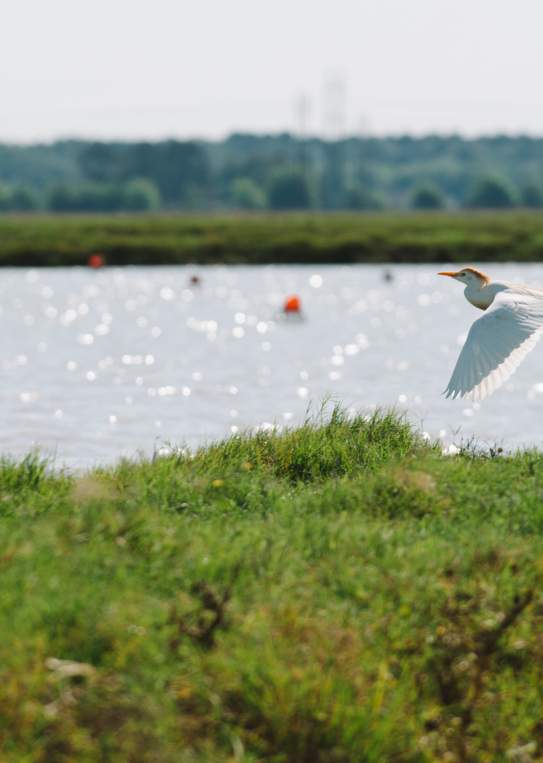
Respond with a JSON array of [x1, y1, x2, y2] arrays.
[[2, 263, 543, 467]]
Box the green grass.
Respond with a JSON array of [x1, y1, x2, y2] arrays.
[[3, 408, 543, 761], [2, 211, 543, 266]]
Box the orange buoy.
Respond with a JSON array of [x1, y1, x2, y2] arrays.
[[88, 253, 105, 269], [283, 295, 301, 314]]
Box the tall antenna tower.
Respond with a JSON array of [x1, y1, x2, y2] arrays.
[[322, 72, 347, 139], [356, 114, 371, 137], [294, 93, 311, 137], [294, 93, 312, 171]]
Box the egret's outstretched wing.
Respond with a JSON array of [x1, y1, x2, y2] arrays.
[[445, 290, 543, 400]]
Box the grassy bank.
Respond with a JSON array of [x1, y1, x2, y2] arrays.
[[2, 211, 543, 266], [2, 409, 543, 761]]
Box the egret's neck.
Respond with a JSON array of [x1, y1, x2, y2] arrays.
[[464, 280, 503, 310]]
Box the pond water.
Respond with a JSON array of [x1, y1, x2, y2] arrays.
[[2, 263, 543, 468]]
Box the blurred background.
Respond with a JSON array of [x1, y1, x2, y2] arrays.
[[3, 0, 543, 466], [1, 0, 543, 213]]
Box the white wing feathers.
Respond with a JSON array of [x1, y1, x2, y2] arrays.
[[444, 289, 543, 401]]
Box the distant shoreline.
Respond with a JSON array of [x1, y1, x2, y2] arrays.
[[1, 211, 543, 266]]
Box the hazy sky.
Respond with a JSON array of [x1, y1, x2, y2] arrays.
[[2, 0, 543, 142]]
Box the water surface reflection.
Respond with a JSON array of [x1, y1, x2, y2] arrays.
[[2, 264, 543, 467]]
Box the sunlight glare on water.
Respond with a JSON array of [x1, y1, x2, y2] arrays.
[[2, 263, 543, 467]]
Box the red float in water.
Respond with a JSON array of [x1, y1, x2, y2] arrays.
[[283, 295, 301, 313], [88, 253, 105, 269]]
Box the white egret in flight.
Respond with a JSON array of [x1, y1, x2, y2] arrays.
[[438, 267, 543, 400]]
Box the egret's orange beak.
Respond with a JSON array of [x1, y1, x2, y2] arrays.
[[438, 271, 458, 278]]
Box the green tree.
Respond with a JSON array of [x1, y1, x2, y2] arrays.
[[229, 177, 266, 210], [125, 141, 210, 205], [47, 184, 123, 212], [77, 184, 123, 212], [78, 142, 123, 182], [0, 185, 12, 211], [122, 179, 161, 211], [466, 177, 517, 209], [521, 184, 543, 208], [343, 186, 384, 211], [268, 168, 313, 210], [411, 185, 444, 210], [47, 185, 77, 212], [11, 186, 41, 211]]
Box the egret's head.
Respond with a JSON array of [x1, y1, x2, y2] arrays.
[[437, 267, 490, 287]]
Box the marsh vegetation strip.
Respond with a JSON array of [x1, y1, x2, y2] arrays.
[[2, 411, 543, 761], [4, 263, 543, 467], [2, 212, 543, 266]]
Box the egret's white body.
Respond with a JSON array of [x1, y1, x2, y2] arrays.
[[438, 267, 543, 401]]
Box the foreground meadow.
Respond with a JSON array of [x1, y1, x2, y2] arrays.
[[2, 409, 543, 761], [1, 211, 543, 266]]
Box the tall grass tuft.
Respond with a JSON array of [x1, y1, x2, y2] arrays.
[[2, 409, 543, 760]]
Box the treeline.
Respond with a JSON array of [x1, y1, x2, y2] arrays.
[[2, 134, 543, 212], [0, 179, 161, 213]]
